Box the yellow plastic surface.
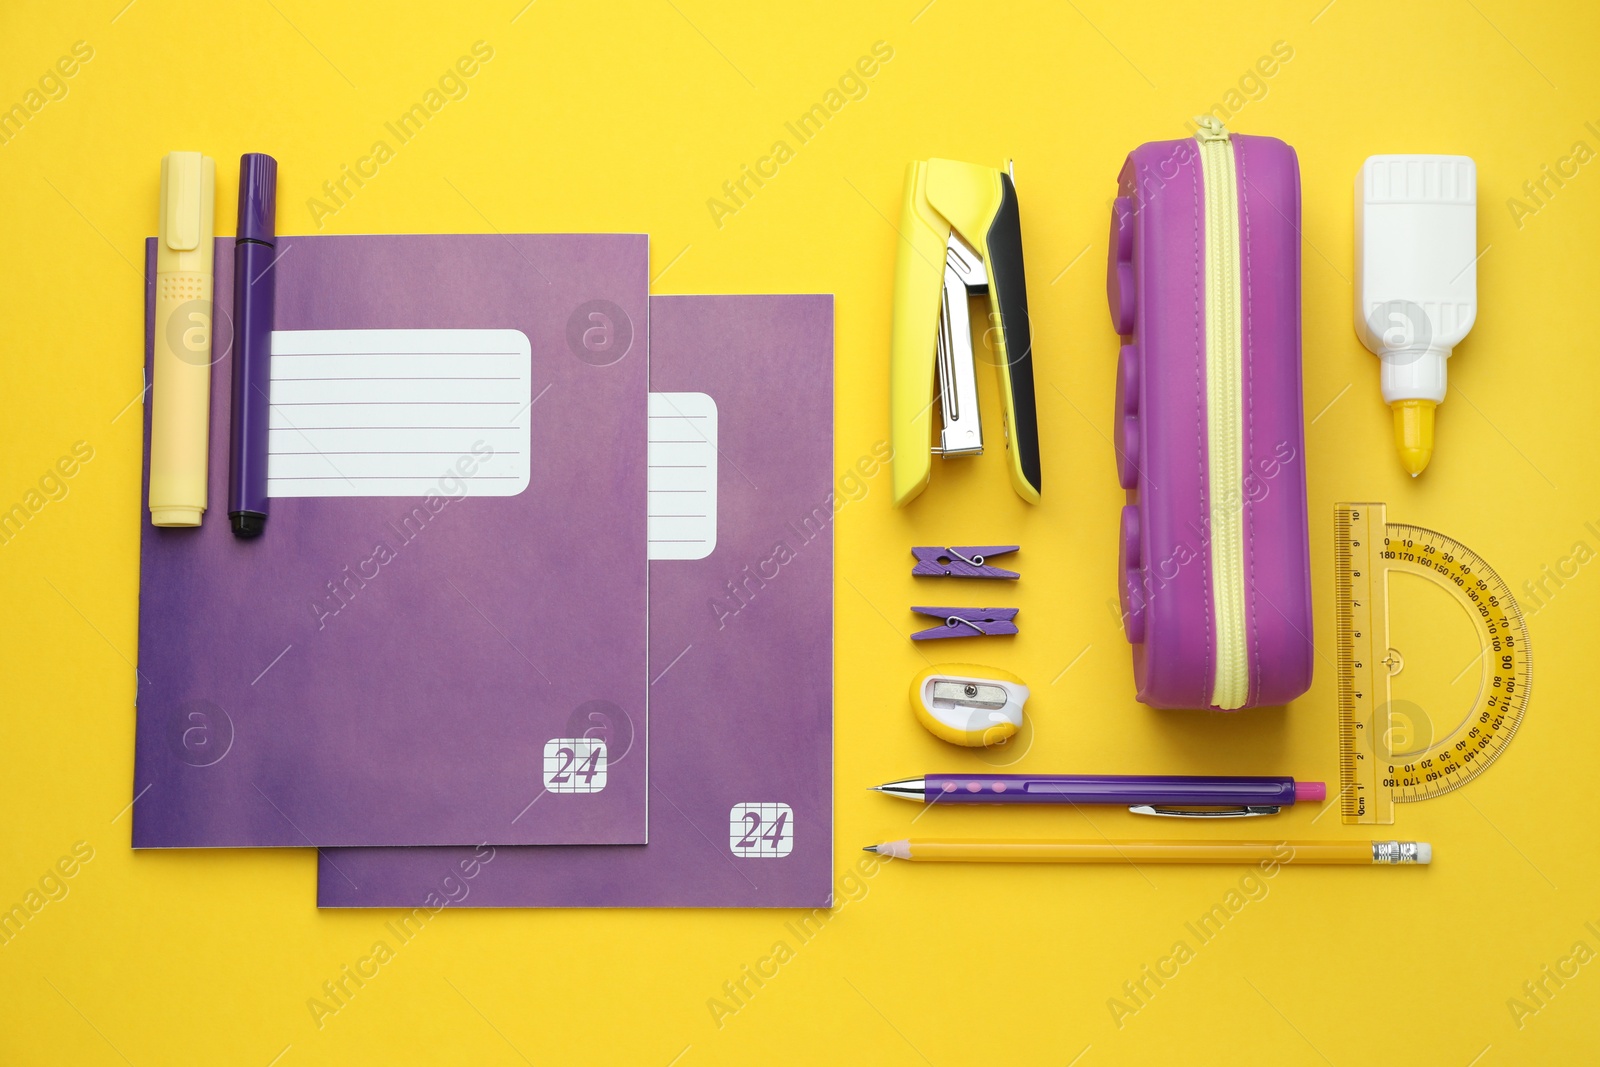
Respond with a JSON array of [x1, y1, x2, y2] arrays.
[[888, 160, 948, 505]]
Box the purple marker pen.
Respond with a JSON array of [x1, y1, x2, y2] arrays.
[[873, 774, 1327, 818], [228, 153, 277, 538]]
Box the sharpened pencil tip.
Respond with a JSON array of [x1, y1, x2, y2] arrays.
[[861, 845, 877, 853]]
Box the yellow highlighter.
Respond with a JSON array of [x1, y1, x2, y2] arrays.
[[889, 158, 1041, 507], [149, 151, 216, 526]]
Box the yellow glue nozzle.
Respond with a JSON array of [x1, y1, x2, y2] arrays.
[[1392, 399, 1435, 478]]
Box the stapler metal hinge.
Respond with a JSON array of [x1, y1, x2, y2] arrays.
[[934, 232, 987, 458]]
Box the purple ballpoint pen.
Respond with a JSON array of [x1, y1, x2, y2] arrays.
[[873, 774, 1327, 817], [228, 153, 277, 538]]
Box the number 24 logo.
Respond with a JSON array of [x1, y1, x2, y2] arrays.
[[549, 746, 602, 785], [736, 809, 787, 849], [729, 803, 794, 857], [542, 738, 607, 793]]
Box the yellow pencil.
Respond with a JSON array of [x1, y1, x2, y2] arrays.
[[863, 839, 1431, 865]]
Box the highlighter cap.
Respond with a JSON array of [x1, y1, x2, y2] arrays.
[[237, 153, 278, 244], [159, 151, 215, 260]]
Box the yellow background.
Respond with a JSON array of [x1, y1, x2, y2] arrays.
[[3, 0, 1597, 1062]]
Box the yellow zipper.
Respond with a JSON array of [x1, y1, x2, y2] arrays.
[[1195, 117, 1249, 709]]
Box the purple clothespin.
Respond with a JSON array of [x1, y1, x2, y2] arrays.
[[910, 606, 1020, 640], [911, 546, 1020, 580]]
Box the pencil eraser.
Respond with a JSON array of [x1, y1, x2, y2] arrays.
[[1295, 781, 1326, 803], [1416, 842, 1432, 864]]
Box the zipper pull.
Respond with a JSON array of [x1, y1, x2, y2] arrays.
[[1193, 116, 1230, 143]]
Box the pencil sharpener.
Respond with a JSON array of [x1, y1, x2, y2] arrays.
[[910, 664, 1029, 747]]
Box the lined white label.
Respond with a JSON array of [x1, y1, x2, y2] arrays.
[[648, 391, 718, 560], [266, 329, 532, 498]]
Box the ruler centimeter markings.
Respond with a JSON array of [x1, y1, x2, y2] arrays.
[[1334, 503, 1533, 824]]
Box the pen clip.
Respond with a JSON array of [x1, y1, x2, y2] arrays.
[[1127, 805, 1281, 819]]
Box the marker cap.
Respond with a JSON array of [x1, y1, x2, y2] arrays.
[[157, 152, 215, 274], [237, 153, 278, 244]]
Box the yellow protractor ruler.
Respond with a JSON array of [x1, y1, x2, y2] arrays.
[[1334, 502, 1533, 824]]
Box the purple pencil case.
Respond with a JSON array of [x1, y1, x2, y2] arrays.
[[1106, 120, 1314, 710]]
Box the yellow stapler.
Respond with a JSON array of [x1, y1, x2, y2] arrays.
[[890, 158, 1041, 507]]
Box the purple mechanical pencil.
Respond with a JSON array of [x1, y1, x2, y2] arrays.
[[873, 774, 1327, 818], [228, 153, 277, 538]]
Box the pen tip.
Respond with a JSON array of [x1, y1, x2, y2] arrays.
[[861, 845, 877, 853]]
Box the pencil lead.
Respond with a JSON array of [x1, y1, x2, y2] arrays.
[[861, 845, 877, 853]]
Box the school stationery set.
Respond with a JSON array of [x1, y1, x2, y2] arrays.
[[877, 127, 1523, 870], [134, 124, 1518, 905], [135, 153, 833, 906]]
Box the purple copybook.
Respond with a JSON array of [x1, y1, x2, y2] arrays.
[[318, 294, 835, 907], [134, 234, 650, 848]]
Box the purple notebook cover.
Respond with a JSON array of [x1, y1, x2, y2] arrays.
[[135, 234, 649, 848], [317, 294, 834, 907]]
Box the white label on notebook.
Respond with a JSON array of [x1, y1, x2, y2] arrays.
[[542, 738, 608, 793], [648, 391, 718, 561], [729, 802, 793, 858], [266, 329, 532, 498]]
